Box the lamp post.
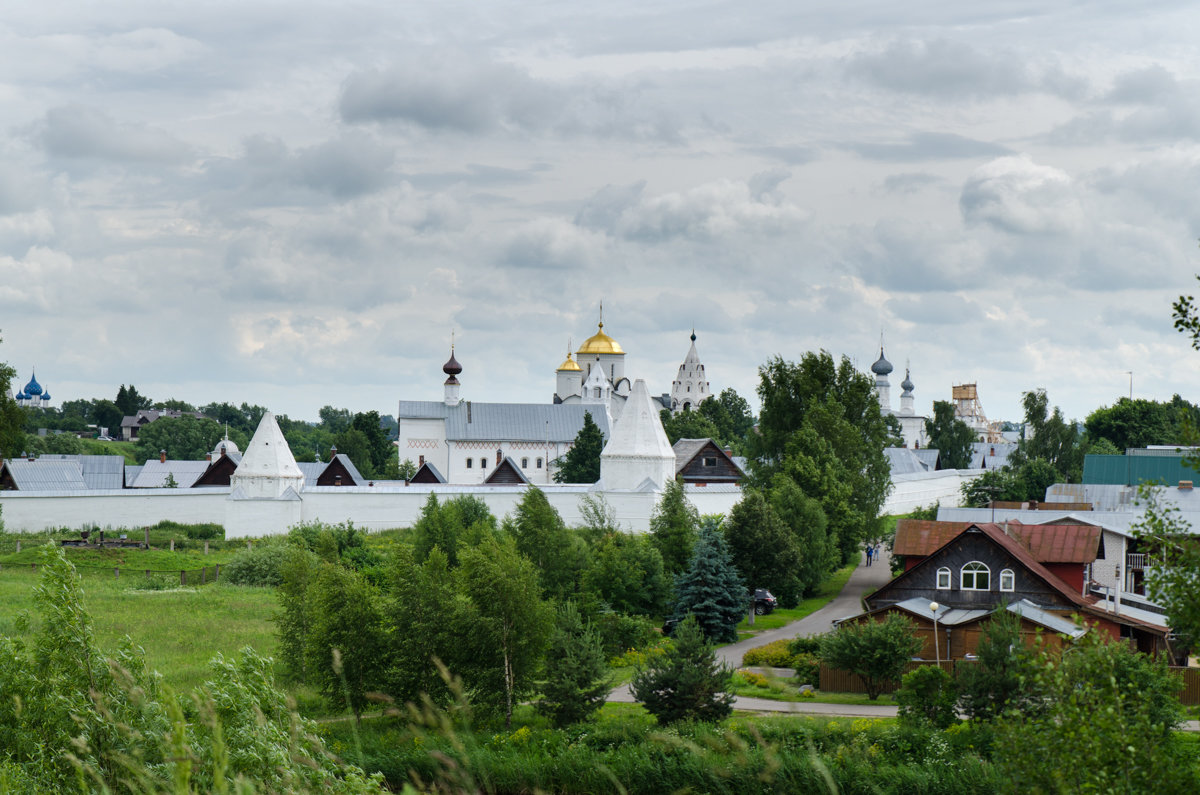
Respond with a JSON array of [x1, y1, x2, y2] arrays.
[[930, 601, 941, 667]]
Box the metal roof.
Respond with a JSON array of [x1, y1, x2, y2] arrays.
[[2, 459, 88, 490], [37, 455, 126, 489], [295, 454, 365, 487], [1083, 453, 1200, 487], [1007, 600, 1088, 639], [124, 465, 143, 486], [885, 448, 933, 476], [130, 460, 209, 488], [969, 442, 1016, 470], [894, 519, 1100, 563], [399, 400, 611, 442], [891, 597, 991, 626]]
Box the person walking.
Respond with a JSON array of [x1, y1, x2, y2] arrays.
[[865, 544, 874, 567]]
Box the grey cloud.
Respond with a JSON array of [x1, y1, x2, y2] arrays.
[[1105, 65, 1180, 105], [744, 145, 816, 166], [846, 39, 1031, 99], [747, 168, 791, 202], [881, 173, 942, 194], [959, 155, 1082, 235], [846, 132, 1011, 162], [407, 162, 553, 191], [36, 105, 192, 163], [886, 293, 987, 326], [574, 181, 646, 231]]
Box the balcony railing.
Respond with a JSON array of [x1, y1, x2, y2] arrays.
[[1127, 553, 1147, 570]]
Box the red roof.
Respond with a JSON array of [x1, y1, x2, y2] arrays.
[[894, 519, 1099, 564]]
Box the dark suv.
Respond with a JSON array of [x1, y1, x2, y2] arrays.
[[753, 588, 777, 615]]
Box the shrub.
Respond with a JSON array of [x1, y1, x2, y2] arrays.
[[819, 614, 922, 700], [788, 634, 823, 656], [222, 542, 291, 587], [594, 612, 658, 660], [742, 639, 795, 667], [184, 522, 223, 540], [896, 665, 958, 729], [791, 653, 821, 688]]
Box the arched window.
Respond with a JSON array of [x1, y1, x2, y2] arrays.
[[536, 457, 543, 468], [961, 561, 990, 590], [1000, 569, 1015, 592], [936, 567, 951, 590], [521, 457, 529, 469], [480, 458, 487, 469]]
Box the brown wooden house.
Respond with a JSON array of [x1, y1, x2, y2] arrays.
[[672, 438, 743, 485], [410, 461, 446, 484], [850, 521, 1169, 658], [483, 456, 529, 485]]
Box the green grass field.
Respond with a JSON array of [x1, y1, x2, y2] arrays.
[[0, 565, 280, 694]]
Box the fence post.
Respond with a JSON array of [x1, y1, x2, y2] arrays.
[[170, 539, 175, 552], [144, 527, 150, 547], [214, 564, 220, 582], [114, 567, 119, 579], [204, 540, 209, 555], [15, 540, 20, 554], [180, 570, 186, 587], [201, 567, 207, 585], [145, 570, 150, 578]]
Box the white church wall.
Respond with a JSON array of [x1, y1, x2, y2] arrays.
[[397, 418, 446, 472], [884, 469, 981, 515], [0, 489, 229, 533]]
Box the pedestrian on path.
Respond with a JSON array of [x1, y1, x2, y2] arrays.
[[865, 544, 873, 566]]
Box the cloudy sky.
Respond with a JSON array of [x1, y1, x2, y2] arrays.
[[3, 1, 1199, 424]]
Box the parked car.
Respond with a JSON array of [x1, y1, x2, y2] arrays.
[[753, 588, 777, 615]]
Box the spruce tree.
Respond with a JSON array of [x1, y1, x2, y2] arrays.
[[650, 478, 700, 575], [554, 411, 605, 483], [537, 601, 611, 727], [671, 521, 745, 643], [631, 613, 734, 724]]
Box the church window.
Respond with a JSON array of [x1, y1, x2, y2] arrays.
[[960, 561, 990, 590], [594, 387, 601, 398], [480, 458, 487, 468], [536, 457, 543, 468], [466, 459, 473, 469], [1000, 569, 1015, 592], [521, 457, 528, 469], [936, 567, 951, 589], [687, 385, 691, 392]]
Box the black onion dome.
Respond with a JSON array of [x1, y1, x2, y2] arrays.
[[442, 350, 462, 376], [870, 348, 893, 376]]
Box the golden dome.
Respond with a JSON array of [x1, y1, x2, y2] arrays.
[[577, 322, 624, 355], [557, 351, 582, 371]]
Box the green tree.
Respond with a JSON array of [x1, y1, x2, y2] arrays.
[[307, 564, 389, 722], [537, 601, 610, 727], [457, 537, 553, 728], [134, 413, 226, 462], [275, 545, 323, 682], [671, 521, 746, 644], [895, 665, 958, 729], [768, 476, 834, 598], [722, 489, 803, 608], [748, 352, 892, 564], [0, 335, 24, 459], [554, 411, 605, 483], [352, 410, 392, 476], [91, 399, 123, 434], [960, 467, 1024, 507], [956, 608, 1042, 721], [42, 432, 83, 454], [384, 457, 417, 480], [388, 546, 462, 706], [506, 486, 585, 600], [154, 398, 197, 412], [1135, 488, 1200, 653], [582, 531, 672, 617], [697, 388, 756, 450], [991, 632, 1188, 793], [631, 613, 734, 724], [649, 478, 700, 575], [818, 613, 922, 700], [115, 383, 152, 416], [924, 400, 976, 469], [659, 406, 721, 447], [1011, 388, 1082, 483], [1085, 397, 1179, 451]]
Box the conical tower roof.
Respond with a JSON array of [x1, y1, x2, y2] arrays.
[[602, 379, 674, 460], [234, 412, 304, 483]]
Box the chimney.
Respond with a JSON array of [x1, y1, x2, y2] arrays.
[[419, 455, 425, 466], [1029, 500, 1039, 510], [26, 452, 35, 462], [159, 450, 167, 464], [220, 444, 227, 457], [1180, 480, 1194, 490], [206, 453, 212, 462], [330, 445, 337, 461], [496, 448, 502, 465]]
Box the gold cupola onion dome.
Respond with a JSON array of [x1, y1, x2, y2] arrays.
[[557, 351, 582, 371], [577, 322, 624, 355]]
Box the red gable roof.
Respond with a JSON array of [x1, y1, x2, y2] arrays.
[[894, 519, 1099, 564]]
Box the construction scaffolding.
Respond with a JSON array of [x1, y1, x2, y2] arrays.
[[951, 383, 1003, 443]]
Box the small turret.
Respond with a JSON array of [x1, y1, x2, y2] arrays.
[[443, 346, 462, 407]]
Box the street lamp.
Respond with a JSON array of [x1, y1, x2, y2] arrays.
[[930, 601, 941, 666]]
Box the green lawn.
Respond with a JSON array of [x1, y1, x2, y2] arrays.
[[736, 563, 856, 633], [0, 565, 280, 694]]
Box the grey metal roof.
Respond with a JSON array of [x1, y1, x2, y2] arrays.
[[892, 597, 991, 626], [130, 460, 209, 488], [885, 448, 933, 476], [1045, 483, 1133, 511], [399, 400, 611, 442], [124, 465, 143, 486], [1007, 600, 1089, 639], [37, 455, 126, 489], [295, 454, 365, 487], [2, 459, 88, 490], [970, 442, 1016, 470]]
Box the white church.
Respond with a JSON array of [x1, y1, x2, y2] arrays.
[[871, 345, 929, 449]]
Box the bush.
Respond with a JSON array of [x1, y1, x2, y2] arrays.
[[791, 653, 821, 688], [742, 639, 795, 668], [222, 542, 290, 587], [184, 523, 223, 540], [594, 612, 658, 660], [896, 665, 958, 729], [819, 614, 922, 700], [788, 634, 823, 656]]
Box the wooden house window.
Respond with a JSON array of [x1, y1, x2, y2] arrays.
[[936, 567, 951, 590], [961, 561, 990, 591], [1000, 569, 1015, 592], [702, 457, 718, 467]]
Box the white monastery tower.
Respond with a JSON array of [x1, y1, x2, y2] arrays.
[[871, 345, 893, 413], [599, 379, 676, 491], [230, 412, 305, 499], [670, 330, 710, 413]]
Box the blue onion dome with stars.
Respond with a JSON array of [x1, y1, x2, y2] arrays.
[[23, 372, 43, 396]]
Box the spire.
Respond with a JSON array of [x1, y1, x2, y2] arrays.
[[600, 379, 676, 490], [231, 412, 305, 498]]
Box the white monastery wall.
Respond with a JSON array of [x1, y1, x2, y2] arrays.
[[883, 469, 979, 515], [0, 489, 229, 532]]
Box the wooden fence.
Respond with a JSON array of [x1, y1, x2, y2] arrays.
[[820, 661, 1200, 705]]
